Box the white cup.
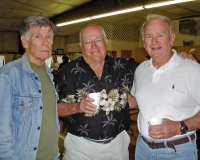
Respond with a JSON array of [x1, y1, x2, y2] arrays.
[[88, 92, 101, 109], [148, 118, 163, 125]]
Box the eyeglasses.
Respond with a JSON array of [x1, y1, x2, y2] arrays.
[[81, 38, 104, 46]]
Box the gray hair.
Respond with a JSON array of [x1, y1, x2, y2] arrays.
[[79, 24, 107, 42], [20, 16, 55, 40], [141, 14, 173, 40]]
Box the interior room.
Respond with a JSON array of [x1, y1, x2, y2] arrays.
[[0, 0, 200, 159]]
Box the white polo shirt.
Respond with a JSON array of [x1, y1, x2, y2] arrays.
[[131, 50, 200, 140]]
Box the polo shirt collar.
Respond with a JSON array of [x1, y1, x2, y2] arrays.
[[146, 49, 180, 70]]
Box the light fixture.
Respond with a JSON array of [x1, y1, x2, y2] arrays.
[[91, 6, 144, 19], [57, 17, 91, 26], [56, 0, 194, 27], [145, 0, 194, 9], [57, 6, 143, 27]]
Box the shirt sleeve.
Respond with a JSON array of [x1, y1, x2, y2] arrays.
[[56, 67, 68, 102], [190, 67, 200, 107], [0, 72, 20, 160], [130, 80, 136, 96]]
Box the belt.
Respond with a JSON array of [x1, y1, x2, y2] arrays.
[[142, 134, 195, 151], [84, 137, 114, 144]]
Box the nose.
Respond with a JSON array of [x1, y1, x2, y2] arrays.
[[43, 37, 49, 45], [90, 40, 98, 47], [152, 36, 158, 44]]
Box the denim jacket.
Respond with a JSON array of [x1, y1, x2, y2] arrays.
[[0, 53, 60, 160]]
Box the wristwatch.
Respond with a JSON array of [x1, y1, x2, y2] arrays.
[[180, 121, 188, 134]]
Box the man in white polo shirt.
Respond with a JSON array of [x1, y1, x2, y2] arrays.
[[129, 14, 200, 160]]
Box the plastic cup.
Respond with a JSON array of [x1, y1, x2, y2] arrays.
[[88, 92, 101, 109], [148, 118, 163, 125]]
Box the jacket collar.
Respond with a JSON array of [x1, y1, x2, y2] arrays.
[[21, 53, 53, 73]]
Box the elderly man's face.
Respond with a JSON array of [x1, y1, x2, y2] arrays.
[[143, 19, 175, 66], [21, 25, 54, 66], [80, 26, 108, 65]]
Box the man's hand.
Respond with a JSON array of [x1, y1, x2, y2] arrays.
[[148, 118, 181, 139], [58, 97, 96, 117], [79, 97, 97, 114], [178, 51, 197, 62]]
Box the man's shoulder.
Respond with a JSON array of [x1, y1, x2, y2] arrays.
[[134, 60, 148, 73], [0, 59, 22, 74], [107, 56, 138, 65], [179, 57, 200, 69], [68, 58, 81, 67], [58, 58, 81, 72]]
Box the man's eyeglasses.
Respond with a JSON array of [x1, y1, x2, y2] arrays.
[[81, 38, 104, 46]]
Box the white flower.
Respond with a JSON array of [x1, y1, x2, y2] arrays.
[[108, 89, 119, 102], [105, 98, 115, 111], [61, 95, 76, 103], [120, 93, 127, 100], [100, 99, 106, 106], [120, 99, 126, 105]]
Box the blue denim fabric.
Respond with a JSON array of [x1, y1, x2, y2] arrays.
[[53, 153, 60, 160], [0, 53, 60, 160], [135, 133, 197, 160]]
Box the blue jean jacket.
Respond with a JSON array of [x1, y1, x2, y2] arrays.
[[0, 53, 60, 160]]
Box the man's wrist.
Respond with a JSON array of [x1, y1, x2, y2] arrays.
[[74, 103, 82, 114]]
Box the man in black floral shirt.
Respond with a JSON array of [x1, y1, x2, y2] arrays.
[[56, 24, 138, 160]]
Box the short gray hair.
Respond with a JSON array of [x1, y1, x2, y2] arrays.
[[141, 14, 173, 40], [79, 24, 107, 42], [20, 16, 55, 40]]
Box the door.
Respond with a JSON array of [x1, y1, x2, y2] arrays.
[[121, 50, 132, 59]]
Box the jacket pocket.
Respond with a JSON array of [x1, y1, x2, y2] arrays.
[[13, 96, 34, 124]]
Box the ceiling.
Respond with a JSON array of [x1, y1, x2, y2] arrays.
[[1, 0, 200, 36]]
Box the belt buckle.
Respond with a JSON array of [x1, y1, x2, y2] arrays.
[[152, 141, 157, 144]]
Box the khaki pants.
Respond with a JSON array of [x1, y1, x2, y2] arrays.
[[63, 130, 130, 160]]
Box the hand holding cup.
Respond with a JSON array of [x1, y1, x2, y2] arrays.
[[88, 92, 101, 109], [148, 118, 163, 125]]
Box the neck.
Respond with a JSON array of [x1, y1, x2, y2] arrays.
[[89, 61, 104, 79], [152, 51, 173, 69]]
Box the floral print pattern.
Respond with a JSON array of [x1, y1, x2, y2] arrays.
[[62, 86, 129, 116], [56, 55, 138, 140]]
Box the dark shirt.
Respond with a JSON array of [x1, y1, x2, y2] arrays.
[[58, 62, 68, 70], [56, 55, 138, 140]]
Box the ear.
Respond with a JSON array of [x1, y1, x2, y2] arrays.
[[79, 42, 82, 48], [21, 36, 28, 49], [104, 39, 108, 45], [170, 33, 176, 46], [143, 41, 146, 49]]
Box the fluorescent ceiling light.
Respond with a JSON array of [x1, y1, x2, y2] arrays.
[[56, 0, 194, 27], [57, 6, 143, 27], [57, 17, 91, 26], [145, 0, 194, 8], [91, 6, 144, 19]]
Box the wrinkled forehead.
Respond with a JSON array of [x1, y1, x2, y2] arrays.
[[29, 25, 53, 34], [144, 19, 170, 31]]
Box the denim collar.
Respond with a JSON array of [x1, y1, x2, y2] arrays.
[[21, 53, 53, 74]]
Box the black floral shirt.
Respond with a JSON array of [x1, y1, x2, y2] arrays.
[[56, 55, 138, 140]]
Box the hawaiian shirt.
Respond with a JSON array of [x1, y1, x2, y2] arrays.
[[56, 55, 138, 140]]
